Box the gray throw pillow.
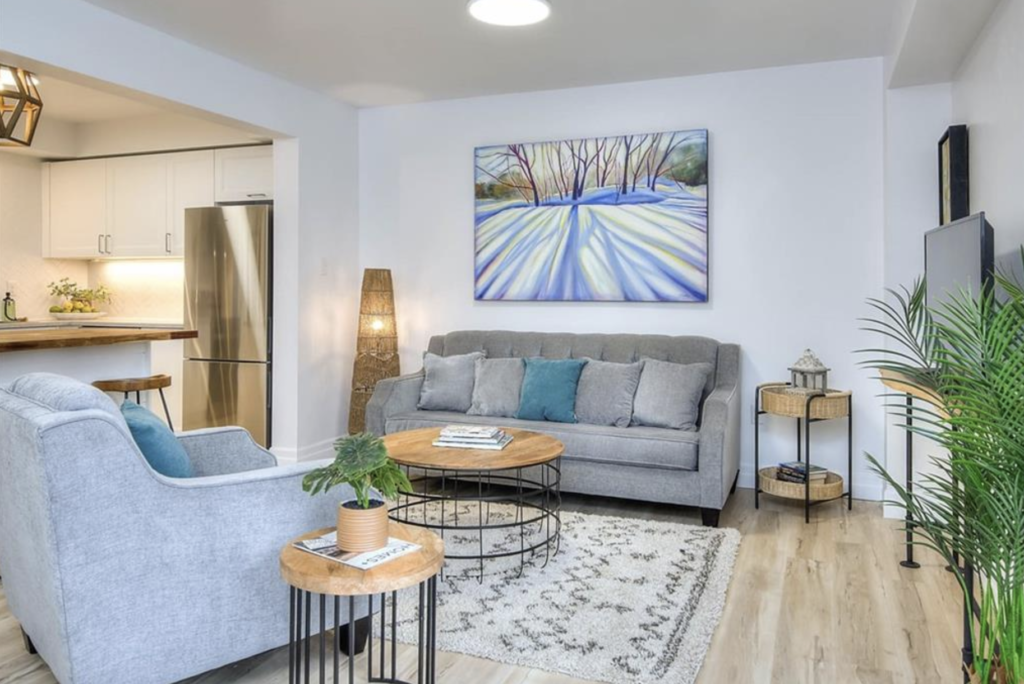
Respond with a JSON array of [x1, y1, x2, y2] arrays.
[[631, 358, 712, 430], [574, 359, 643, 427], [467, 357, 525, 418], [418, 351, 485, 412]]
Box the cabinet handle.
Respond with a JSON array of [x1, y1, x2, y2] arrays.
[[98, 234, 105, 254], [105, 235, 112, 254], [246, 193, 267, 199], [165, 232, 172, 254]]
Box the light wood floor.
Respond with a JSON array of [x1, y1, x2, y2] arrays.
[[0, 489, 963, 684]]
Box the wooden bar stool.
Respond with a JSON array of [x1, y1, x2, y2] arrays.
[[93, 374, 175, 430]]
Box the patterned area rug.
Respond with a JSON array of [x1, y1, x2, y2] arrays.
[[395, 504, 740, 684]]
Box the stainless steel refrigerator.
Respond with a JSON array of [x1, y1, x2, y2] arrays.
[[183, 205, 272, 447]]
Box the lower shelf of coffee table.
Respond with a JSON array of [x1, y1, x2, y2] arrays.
[[758, 467, 844, 501]]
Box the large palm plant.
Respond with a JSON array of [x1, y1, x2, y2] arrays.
[[861, 259, 1024, 684]]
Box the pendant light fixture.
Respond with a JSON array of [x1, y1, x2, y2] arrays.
[[0, 64, 43, 147], [468, 0, 551, 26]]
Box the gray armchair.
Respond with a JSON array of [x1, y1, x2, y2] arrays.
[[0, 373, 358, 684]]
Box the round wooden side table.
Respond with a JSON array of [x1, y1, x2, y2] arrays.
[[280, 521, 444, 684], [754, 382, 853, 523]]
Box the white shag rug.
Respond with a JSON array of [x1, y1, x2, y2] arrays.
[[394, 503, 741, 684]]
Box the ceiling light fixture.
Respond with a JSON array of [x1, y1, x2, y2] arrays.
[[0, 64, 43, 147], [468, 0, 551, 27]]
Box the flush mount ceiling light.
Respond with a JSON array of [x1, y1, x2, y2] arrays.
[[468, 0, 551, 26], [0, 64, 43, 147]]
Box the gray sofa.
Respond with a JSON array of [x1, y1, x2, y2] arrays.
[[366, 331, 740, 526], [0, 373, 360, 684]]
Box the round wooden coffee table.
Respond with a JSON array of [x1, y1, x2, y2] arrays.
[[280, 521, 444, 684], [382, 427, 564, 579]]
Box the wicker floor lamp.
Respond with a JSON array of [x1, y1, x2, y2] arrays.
[[348, 269, 400, 434]]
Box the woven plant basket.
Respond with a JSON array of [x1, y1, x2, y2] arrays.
[[759, 467, 844, 502], [760, 386, 851, 420]]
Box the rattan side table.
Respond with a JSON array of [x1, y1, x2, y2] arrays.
[[754, 382, 853, 523]]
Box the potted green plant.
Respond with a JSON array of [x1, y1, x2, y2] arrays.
[[302, 433, 411, 553], [860, 261, 1024, 684]]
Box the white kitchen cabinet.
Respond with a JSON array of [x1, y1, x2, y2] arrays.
[[105, 155, 171, 257], [44, 159, 109, 258], [214, 146, 274, 202], [167, 150, 215, 256]]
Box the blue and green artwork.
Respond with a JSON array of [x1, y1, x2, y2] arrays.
[[474, 128, 709, 302]]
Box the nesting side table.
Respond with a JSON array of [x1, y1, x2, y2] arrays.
[[754, 382, 853, 523], [280, 521, 444, 684]]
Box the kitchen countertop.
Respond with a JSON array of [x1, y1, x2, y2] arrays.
[[0, 327, 198, 353], [0, 317, 185, 330]]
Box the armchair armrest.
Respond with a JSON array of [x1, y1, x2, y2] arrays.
[[698, 344, 741, 510], [176, 426, 277, 476], [365, 370, 425, 436]]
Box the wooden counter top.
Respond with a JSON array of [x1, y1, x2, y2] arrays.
[[0, 327, 198, 353]]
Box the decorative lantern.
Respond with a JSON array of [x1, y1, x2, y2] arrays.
[[0, 64, 43, 147], [348, 269, 400, 433], [789, 349, 829, 392]]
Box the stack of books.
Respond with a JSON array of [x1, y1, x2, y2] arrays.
[[432, 425, 513, 450], [776, 461, 828, 484]]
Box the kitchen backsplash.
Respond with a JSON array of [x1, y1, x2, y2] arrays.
[[88, 260, 184, 321]]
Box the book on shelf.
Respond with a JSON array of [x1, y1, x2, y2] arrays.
[[294, 532, 420, 571], [777, 461, 828, 482], [433, 432, 514, 451]]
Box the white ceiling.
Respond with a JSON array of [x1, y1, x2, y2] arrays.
[[80, 0, 903, 107], [34, 75, 162, 123]]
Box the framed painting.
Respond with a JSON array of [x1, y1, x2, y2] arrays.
[[938, 124, 969, 225], [474, 128, 709, 302]]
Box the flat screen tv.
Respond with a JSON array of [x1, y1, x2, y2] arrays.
[[924, 212, 994, 310]]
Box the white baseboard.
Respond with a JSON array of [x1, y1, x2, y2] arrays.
[[272, 436, 339, 464]]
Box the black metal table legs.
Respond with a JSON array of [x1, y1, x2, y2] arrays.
[[288, 576, 438, 684], [390, 461, 561, 580], [900, 393, 921, 569]]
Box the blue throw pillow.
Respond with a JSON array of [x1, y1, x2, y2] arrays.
[[516, 358, 588, 423], [120, 400, 194, 478]]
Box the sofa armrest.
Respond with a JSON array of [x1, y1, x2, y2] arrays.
[[698, 344, 741, 510], [365, 370, 424, 436], [176, 426, 278, 476]]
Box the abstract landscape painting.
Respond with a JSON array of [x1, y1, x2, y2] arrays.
[[474, 128, 708, 302]]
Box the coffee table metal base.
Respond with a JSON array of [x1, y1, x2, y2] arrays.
[[389, 460, 562, 580], [287, 577, 438, 684]]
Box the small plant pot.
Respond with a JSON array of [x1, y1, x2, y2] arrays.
[[337, 500, 388, 553]]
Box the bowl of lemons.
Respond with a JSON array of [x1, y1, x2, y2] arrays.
[[47, 278, 112, 320]]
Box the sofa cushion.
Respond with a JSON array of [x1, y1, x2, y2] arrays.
[[418, 351, 484, 413], [385, 411, 699, 471], [120, 400, 195, 478], [575, 359, 643, 427], [467, 357, 524, 418], [632, 358, 712, 430], [516, 358, 587, 424], [427, 330, 720, 398]]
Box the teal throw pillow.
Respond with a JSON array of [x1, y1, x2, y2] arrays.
[[121, 400, 194, 478], [516, 358, 588, 423]]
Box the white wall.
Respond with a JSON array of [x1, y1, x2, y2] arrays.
[[74, 112, 265, 158], [359, 58, 887, 499], [0, 0, 360, 461], [0, 154, 89, 319], [953, 0, 1024, 259], [881, 83, 953, 517]]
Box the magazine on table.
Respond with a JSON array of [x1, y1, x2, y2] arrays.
[[294, 531, 420, 570], [432, 432, 514, 450]]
